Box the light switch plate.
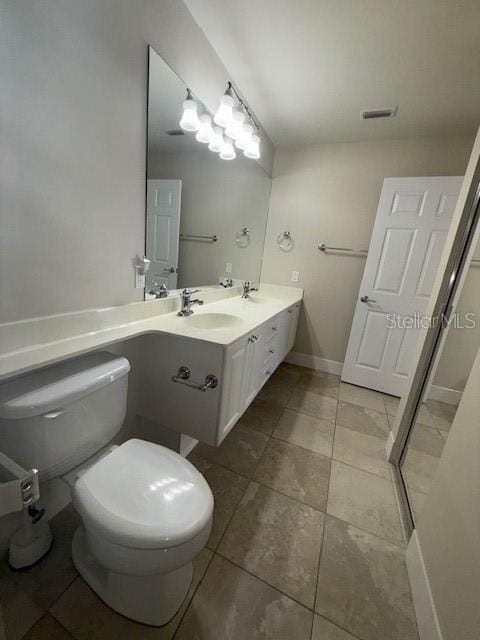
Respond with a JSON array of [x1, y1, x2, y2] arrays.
[[291, 271, 299, 282], [225, 262, 232, 273]]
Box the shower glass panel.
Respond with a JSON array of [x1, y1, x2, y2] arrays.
[[399, 234, 480, 523]]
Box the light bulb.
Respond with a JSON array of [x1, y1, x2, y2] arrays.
[[180, 98, 200, 132], [244, 134, 261, 159], [196, 114, 214, 143], [208, 126, 224, 153], [219, 136, 236, 160], [225, 108, 246, 140], [213, 94, 234, 127], [235, 122, 253, 150]]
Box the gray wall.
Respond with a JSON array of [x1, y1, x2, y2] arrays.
[[260, 135, 474, 365], [0, 0, 274, 323]]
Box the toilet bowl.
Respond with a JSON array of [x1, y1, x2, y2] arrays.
[[72, 438, 213, 626], [0, 352, 214, 626]]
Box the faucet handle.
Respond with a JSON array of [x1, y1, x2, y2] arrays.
[[182, 288, 200, 295]]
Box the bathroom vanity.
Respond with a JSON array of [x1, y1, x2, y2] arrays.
[[0, 284, 302, 448]]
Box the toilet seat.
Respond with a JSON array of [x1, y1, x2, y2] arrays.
[[72, 438, 213, 550]]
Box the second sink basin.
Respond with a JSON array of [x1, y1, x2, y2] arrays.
[[184, 313, 243, 330]]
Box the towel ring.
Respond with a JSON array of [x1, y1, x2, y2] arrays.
[[235, 227, 251, 247], [277, 231, 294, 252]]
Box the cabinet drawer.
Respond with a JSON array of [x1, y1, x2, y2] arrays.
[[265, 319, 280, 344]]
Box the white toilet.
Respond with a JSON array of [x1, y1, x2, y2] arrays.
[[0, 352, 213, 626]]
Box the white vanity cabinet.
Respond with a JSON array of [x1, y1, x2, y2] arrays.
[[138, 301, 301, 447]]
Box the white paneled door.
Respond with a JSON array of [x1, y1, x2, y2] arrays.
[[146, 179, 182, 290], [342, 176, 463, 396]]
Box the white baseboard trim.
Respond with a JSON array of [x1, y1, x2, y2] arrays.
[[285, 351, 343, 375], [385, 430, 395, 459], [406, 530, 443, 640], [428, 384, 462, 406]]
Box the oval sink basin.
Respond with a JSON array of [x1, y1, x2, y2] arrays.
[[185, 313, 242, 330]]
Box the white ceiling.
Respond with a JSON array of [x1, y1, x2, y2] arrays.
[[184, 0, 480, 146]]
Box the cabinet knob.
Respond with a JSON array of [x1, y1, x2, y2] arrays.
[[269, 349, 274, 354], [288, 309, 293, 314], [272, 326, 277, 332]]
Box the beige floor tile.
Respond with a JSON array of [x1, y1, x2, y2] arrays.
[[312, 614, 357, 639], [269, 365, 303, 386], [333, 425, 391, 480], [401, 448, 439, 495], [273, 408, 334, 457], [175, 555, 313, 640], [287, 388, 337, 421], [258, 378, 294, 406], [336, 401, 390, 439], [406, 486, 428, 522], [187, 453, 249, 549], [424, 399, 457, 431], [5, 505, 80, 610], [408, 423, 445, 458], [218, 482, 324, 608], [339, 383, 386, 413], [193, 423, 268, 476], [254, 438, 331, 510], [327, 460, 404, 546], [383, 394, 401, 416], [22, 614, 73, 639], [316, 516, 418, 640], [0, 571, 43, 640], [237, 397, 284, 435], [50, 549, 212, 640], [296, 372, 340, 399]]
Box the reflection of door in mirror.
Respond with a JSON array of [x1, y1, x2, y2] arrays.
[[146, 179, 181, 293], [400, 232, 480, 522]]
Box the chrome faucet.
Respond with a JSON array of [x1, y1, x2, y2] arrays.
[[149, 280, 169, 299], [242, 281, 258, 299], [178, 288, 204, 316], [220, 278, 233, 288]]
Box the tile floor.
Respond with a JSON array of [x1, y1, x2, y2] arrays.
[[1, 364, 421, 640]]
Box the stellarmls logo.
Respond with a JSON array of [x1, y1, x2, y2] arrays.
[[386, 312, 477, 330]]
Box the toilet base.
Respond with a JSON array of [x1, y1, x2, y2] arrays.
[[72, 527, 193, 626]]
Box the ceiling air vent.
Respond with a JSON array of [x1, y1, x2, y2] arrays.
[[361, 107, 398, 120], [166, 129, 185, 136]]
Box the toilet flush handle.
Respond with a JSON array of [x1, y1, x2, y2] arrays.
[[42, 409, 66, 419]]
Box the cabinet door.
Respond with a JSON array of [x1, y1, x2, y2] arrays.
[[287, 303, 301, 353], [219, 339, 248, 441], [243, 332, 266, 408]]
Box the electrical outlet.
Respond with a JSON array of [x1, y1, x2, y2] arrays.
[[291, 270, 299, 282], [225, 262, 232, 273]]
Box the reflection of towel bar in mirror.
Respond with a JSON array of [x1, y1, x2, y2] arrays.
[[179, 234, 218, 242], [318, 242, 480, 264]]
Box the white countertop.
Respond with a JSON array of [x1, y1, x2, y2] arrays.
[[0, 284, 303, 382]]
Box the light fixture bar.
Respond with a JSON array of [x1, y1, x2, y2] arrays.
[[226, 81, 260, 132]]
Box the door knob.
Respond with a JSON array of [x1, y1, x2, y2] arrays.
[[163, 267, 176, 273], [360, 295, 377, 303]]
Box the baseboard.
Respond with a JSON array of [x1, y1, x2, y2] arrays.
[[428, 384, 462, 406], [385, 430, 395, 459], [406, 530, 444, 640], [285, 351, 343, 375]]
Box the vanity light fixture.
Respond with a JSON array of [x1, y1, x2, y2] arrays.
[[244, 134, 260, 160], [208, 126, 224, 152], [219, 136, 236, 160], [195, 114, 214, 143], [179, 89, 200, 132], [179, 83, 261, 160]]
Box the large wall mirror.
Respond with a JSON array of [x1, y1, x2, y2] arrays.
[[145, 46, 271, 298]]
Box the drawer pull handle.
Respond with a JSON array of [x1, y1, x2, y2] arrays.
[[272, 327, 277, 332]]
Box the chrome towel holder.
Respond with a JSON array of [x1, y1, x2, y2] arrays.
[[277, 231, 294, 251], [179, 234, 218, 242], [172, 366, 218, 392], [318, 243, 368, 255], [235, 227, 251, 247]]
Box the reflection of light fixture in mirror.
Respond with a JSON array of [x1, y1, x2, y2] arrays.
[[208, 126, 224, 152], [196, 114, 214, 143], [244, 134, 260, 159], [179, 90, 200, 132], [235, 122, 253, 150], [225, 107, 245, 140], [219, 136, 236, 160], [214, 92, 234, 127]]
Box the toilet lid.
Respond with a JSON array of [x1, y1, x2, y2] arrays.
[[72, 439, 213, 550]]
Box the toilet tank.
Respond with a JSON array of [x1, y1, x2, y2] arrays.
[[0, 352, 130, 481]]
